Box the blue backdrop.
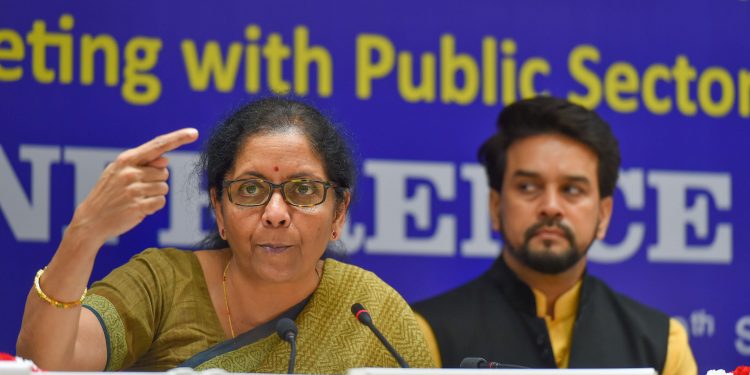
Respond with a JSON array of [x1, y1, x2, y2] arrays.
[[1, 1, 748, 372]]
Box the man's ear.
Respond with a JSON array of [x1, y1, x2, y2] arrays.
[[210, 187, 225, 236], [489, 189, 502, 232], [596, 196, 614, 240]]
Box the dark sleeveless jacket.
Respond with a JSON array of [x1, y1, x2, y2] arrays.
[[413, 257, 669, 371]]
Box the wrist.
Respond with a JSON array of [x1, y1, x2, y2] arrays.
[[59, 221, 105, 261], [34, 267, 88, 308]]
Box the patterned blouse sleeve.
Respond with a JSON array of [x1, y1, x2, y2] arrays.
[[82, 248, 170, 371]]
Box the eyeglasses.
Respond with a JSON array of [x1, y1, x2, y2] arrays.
[[223, 178, 339, 207]]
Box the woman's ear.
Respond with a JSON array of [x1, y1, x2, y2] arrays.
[[210, 188, 225, 236], [331, 191, 351, 240]]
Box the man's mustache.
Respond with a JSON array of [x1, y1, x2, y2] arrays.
[[523, 217, 575, 244]]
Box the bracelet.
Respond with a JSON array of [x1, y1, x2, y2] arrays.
[[33, 267, 87, 309]]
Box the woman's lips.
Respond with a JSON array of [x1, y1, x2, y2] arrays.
[[258, 244, 292, 253]]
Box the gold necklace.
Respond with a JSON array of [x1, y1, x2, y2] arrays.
[[222, 259, 323, 340], [222, 259, 236, 339]]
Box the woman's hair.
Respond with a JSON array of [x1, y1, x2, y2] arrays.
[[197, 96, 357, 249]]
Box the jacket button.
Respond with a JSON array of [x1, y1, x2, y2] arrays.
[[536, 334, 545, 345]]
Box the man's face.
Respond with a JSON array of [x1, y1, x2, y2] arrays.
[[489, 133, 613, 274]]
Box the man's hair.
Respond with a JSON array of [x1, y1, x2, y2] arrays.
[[478, 96, 621, 198]]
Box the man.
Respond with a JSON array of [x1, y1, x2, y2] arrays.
[[413, 96, 697, 374]]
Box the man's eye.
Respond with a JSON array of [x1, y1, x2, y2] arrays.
[[564, 185, 583, 195], [518, 183, 538, 193]]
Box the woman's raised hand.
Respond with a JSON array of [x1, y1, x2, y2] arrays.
[[16, 128, 200, 370], [68, 128, 199, 247]]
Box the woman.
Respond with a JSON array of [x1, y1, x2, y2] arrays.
[[16, 97, 434, 372]]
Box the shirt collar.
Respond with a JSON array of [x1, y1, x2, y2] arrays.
[[531, 280, 582, 321]]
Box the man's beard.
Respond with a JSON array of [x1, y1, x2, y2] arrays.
[[501, 216, 597, 274]]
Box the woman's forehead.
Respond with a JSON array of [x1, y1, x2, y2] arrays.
[[230, 132, 326, 178]]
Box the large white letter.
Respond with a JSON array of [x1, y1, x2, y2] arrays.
[[589, 168, 646, 263], [736, 316, 750, 356], [158, 151, 209, 246], [0, 145, 60, 241], [459, 163, 499, 257], [647, 170, 732, 263], [340, 217, 367, 255], [365, 160, 456, 256]]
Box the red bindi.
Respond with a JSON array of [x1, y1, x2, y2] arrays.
[[273, 166, 279, 172]]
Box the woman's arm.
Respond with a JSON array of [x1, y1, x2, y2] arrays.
[[16, 128, 198, 370]]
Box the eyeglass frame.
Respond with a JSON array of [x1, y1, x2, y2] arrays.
[[222, 178, 341, 207]]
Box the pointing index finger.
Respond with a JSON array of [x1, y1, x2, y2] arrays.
[[123, 128, 199, 166]]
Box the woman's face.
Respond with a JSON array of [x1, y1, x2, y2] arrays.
[[212, 130, 348, 283]]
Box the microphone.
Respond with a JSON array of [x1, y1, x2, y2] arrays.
[[350, 303, 409, 368], [460, 357, 527, 369], [276, 318, 298, 374]]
